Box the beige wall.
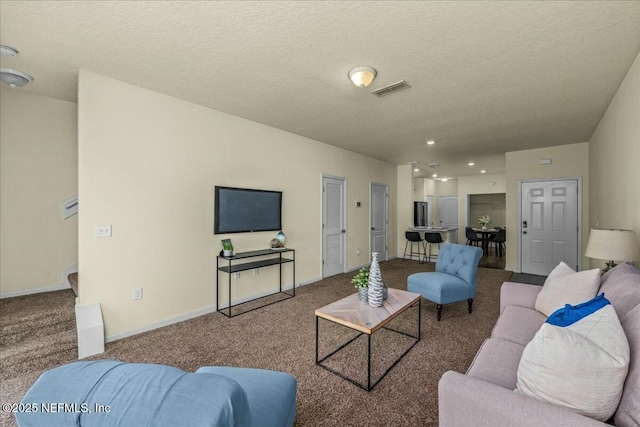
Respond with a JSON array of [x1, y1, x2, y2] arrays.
[[0, 88, 78, 296], [77, 71, 397, 338], [505, 142, 589, 272], [396, 165, 413, 257], [589, 51, 640, 268]]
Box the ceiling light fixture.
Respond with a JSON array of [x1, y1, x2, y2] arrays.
[[0, 68, 34, 88], [441, 178, 448, 182], [432, 174, 438, 178], [468, 162, 475, 166], [426, 140, 436, 145], [414, 168, 419, 172], [0, 44, 19, 56], [348, 66, 377, 88], [480, 170, 486, 174]]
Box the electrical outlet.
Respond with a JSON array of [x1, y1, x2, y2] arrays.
[[235, 272, 241, 279], [253, 268, 259, 276], [95, 224, 112, 238], [356, 248, 361, 255], [132, 287, 143, 300]]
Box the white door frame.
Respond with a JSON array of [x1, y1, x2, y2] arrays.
[[370, 182, 389, 261], [517, 177, 582, 273], [321, 174, 347, 277]]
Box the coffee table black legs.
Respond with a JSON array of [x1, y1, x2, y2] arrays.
[[315, 300, 421, 391]]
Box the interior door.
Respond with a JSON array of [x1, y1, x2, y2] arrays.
[[322, 176, 346, 278], [439, 195, 458, 229], [370, 183, 388, 261], [521, 179, 579, 275]]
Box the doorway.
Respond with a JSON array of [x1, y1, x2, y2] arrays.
[[519, 179, 581, 275], [322, 176, 346, 278], [370, 183, 388, 261], [439, 195, 458, 229]]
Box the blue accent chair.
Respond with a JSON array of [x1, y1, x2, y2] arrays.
[[407, 243, 482, 321]]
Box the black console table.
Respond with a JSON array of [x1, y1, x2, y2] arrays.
[[216, 248, 295, 317]]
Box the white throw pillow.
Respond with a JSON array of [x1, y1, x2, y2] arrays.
[[535, 262, 600, 316], [517, 294, 630, 421]]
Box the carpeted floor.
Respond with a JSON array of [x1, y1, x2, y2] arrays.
[[0, 259, 512, 427]]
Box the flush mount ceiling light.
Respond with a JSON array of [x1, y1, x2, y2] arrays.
[[348, 66, 377, 88], [426, 140, 436, 145], [432, 174, 438, 178], [0, 68, 34, 88], [480, 170, 487, 174], [0, 44, 19, 56], [468, 162, 475, 166]]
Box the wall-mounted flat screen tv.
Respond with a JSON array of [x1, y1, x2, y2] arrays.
[[214, 186, 282, 234]]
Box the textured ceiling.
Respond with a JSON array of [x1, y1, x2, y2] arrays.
[[1, 1, 639, 179]]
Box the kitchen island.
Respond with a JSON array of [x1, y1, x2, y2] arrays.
[[407, 227, 458, 260]]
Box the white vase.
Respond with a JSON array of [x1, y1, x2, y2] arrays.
[[482, 225, 487, 230], [368, 252, 384, 307]]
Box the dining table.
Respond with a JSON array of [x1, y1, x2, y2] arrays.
[[472, 228, 498, 256]]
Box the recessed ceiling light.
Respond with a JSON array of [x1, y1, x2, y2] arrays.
[[414, 168, 419, 172], [432, 174, 438, 178], [468, 162, 475, 166], [426, 140, 436, 145], [441, 178, 448, 182], [480, 170, 486, 173]]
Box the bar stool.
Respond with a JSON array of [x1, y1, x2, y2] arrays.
[[403, 231, 426, 263], [424, 232, 444, 262]]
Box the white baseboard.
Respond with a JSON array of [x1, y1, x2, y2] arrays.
[[0, 283, 67, 299], [105, 305, 219, 343], [105, 277, 323, 343]]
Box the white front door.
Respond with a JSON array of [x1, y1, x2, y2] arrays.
[[370, 183, 388, 261], [521, 179, 579, 275], [322, 176, 346, 278], [439, 195, 458, 229]]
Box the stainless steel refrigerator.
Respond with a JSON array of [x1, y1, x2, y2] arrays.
[[414, 202, 428, 227]]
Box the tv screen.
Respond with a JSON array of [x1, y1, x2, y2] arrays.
[[214, 186, 282, 234]]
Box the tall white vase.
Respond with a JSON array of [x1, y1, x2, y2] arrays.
[[368, 252, 384, 307]]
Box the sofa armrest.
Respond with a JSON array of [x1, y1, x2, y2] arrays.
[[438, 371, 604, 427], [500, 281, 543, 314]]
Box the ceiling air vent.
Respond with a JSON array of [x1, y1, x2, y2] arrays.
[[370, 80, 410, 97]]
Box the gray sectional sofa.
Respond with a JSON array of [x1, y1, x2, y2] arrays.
[[439, 262, 640, 427]]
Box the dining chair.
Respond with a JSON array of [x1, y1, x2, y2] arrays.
[[490, 228, 506, 257], [465, 227, 482, 247]]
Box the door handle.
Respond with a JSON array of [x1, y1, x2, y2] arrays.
[[523, 231, 527, 234], [342, 229, 346, 233], [371, 227, 375, 230]]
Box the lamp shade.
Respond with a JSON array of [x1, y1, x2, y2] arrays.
[[585, 229, 640, 262], [348, 66, 377, 88]]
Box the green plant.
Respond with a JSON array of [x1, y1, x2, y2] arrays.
[[351, 267, 370, 289], [222, 239, 233, 251]]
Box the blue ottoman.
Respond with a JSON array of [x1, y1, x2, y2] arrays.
[[17, 360, 296, 427]]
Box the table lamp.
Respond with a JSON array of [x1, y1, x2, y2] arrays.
[[585, 228, 640, 272]]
